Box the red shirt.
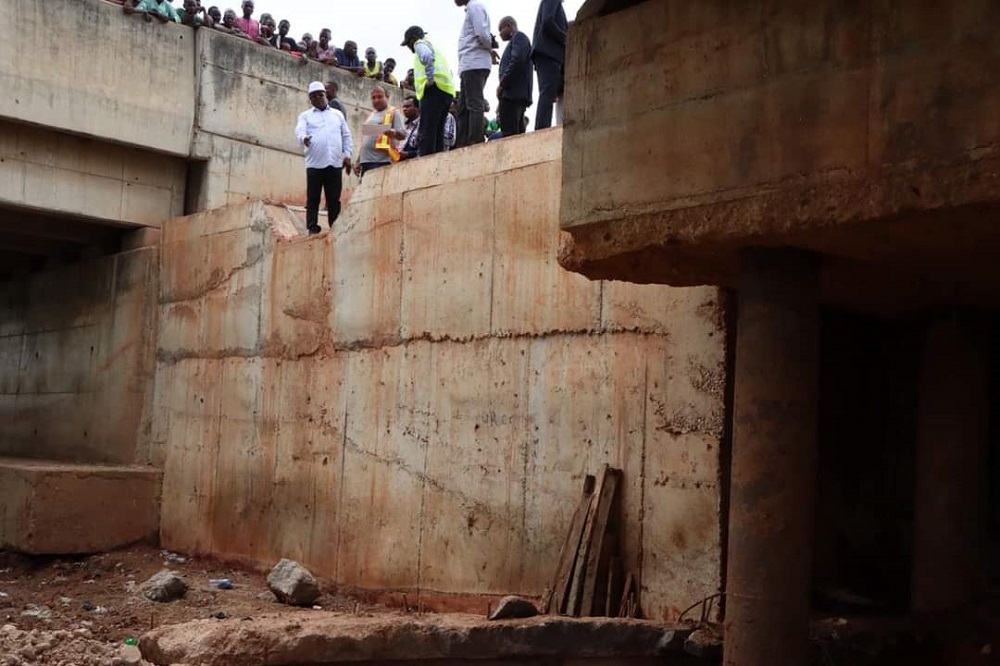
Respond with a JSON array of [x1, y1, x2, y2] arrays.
[[234, 17, 260, 41]]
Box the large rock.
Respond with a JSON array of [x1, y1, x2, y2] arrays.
[[140, 614, 692, 666], [266, 559, 320, 606], [143, 570, 187, 603], [488, 596, 538, 620]]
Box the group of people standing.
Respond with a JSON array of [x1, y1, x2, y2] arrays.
[[294, 0, 569, 236]]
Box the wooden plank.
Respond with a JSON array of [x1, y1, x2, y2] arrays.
[[592, 534, 616, 616], [566, 468, 608, 616], [580, 467, 621, 616], [547, 474, 596, 614], [619, 572, 637, 618], [605, 556, 623, 617]]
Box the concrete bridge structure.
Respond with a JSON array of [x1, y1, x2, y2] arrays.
[[3, 0, 999, 662], [560, 1, 1000, 664]]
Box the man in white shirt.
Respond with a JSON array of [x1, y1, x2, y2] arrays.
[[295, 81, 354, 235], [454, 0, 497, 148]]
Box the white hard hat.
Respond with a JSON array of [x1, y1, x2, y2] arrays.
[[307, 81, 326, 94]]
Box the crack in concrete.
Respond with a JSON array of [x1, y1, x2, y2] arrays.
[[155, 328, 671, 364]]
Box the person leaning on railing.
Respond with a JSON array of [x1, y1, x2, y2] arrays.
[[122, 0, 180, 23], [178, 0, 213, 28]]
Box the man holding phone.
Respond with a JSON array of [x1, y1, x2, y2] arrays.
[[295, 82, 354, 235]]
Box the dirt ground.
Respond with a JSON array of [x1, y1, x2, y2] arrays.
[[0, 543, 381, 665]]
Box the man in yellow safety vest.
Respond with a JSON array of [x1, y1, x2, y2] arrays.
[[354, 85, 407, 178], [401, 25, 455, 156]]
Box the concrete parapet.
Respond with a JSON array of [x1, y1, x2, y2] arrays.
[[0, 457, 161, 554]]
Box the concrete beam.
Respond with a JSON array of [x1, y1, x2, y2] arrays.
[[0, 209, 123, 245]]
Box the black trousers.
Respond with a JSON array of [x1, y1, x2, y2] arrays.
[[419, 85, 453, 157], [456, 69, 490, 147], [498, 98, 528, 137], [305, 165, 343, 232], [358, 161, 390, 179], [534, 55, 563, 130]]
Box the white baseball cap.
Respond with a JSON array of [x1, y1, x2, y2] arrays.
[[307, 81, 325, 94]]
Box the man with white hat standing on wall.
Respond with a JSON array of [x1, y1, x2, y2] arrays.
[[295, 81, 354, 235]]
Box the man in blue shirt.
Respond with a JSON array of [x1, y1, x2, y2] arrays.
[[335, 41, 363, 75], [294, 82, 354, 235]]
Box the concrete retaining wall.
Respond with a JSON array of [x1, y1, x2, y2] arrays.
[[153, 131, 729, 620], [0, 248, 159, 464]]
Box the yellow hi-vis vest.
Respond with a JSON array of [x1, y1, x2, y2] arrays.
[[413, 39, 455, 100], [374, 107, 401, 162], [363, 60, 381, 78]]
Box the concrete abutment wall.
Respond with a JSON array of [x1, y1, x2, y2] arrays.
[[151, 131, 730, 620]]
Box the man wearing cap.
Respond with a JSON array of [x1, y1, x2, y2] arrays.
[[402, 26, 456, 157], [295, 82, 354, 235]]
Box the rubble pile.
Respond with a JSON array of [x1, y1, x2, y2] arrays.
[[0, 623, 150, 666]]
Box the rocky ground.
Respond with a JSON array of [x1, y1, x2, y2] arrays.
[[0, 544, 382, 665]]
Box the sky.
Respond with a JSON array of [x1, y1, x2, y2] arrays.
[[246, 0, 585, 126]]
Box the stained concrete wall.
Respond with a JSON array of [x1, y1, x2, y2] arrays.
[[0, 248, 159, 464], [0, 0, 196, 157], [153, 131, 729, 620], [560, 0, 1000, 298]]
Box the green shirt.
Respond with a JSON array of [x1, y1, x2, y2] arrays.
[[179, 9, 206, 26], [136, 0, 180, 22]]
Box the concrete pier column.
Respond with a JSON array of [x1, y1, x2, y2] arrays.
[[911, 313, 988, 613], [724, 249, 820, 666]]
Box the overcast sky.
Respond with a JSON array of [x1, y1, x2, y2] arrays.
[[250, 0, 585, 126]]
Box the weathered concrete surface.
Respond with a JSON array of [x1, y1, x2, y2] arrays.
[[0, 120, 186, 227], [0, 248, 159, 463], [140, 614, 694, 666], [153, 131, 729, 621], [725, 250, 819, 666], [0, 0, 196, 157], [0, 457, 161, 554], [560, 1, 1000, 310]]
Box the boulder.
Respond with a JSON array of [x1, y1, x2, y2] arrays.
[[488, 596, 538, 620], [267, 559, 320, 607], [143, 570, 188, 603]]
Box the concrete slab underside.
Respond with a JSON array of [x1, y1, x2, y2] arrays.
[[559, 0, 1000, 312], [0, 457, 161, 554]]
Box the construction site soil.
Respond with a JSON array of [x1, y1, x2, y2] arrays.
[[0, 543, 383, 665]]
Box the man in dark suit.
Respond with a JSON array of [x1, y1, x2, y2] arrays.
[[531, 0, 568, 130], [496, 16, 533, 137]]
